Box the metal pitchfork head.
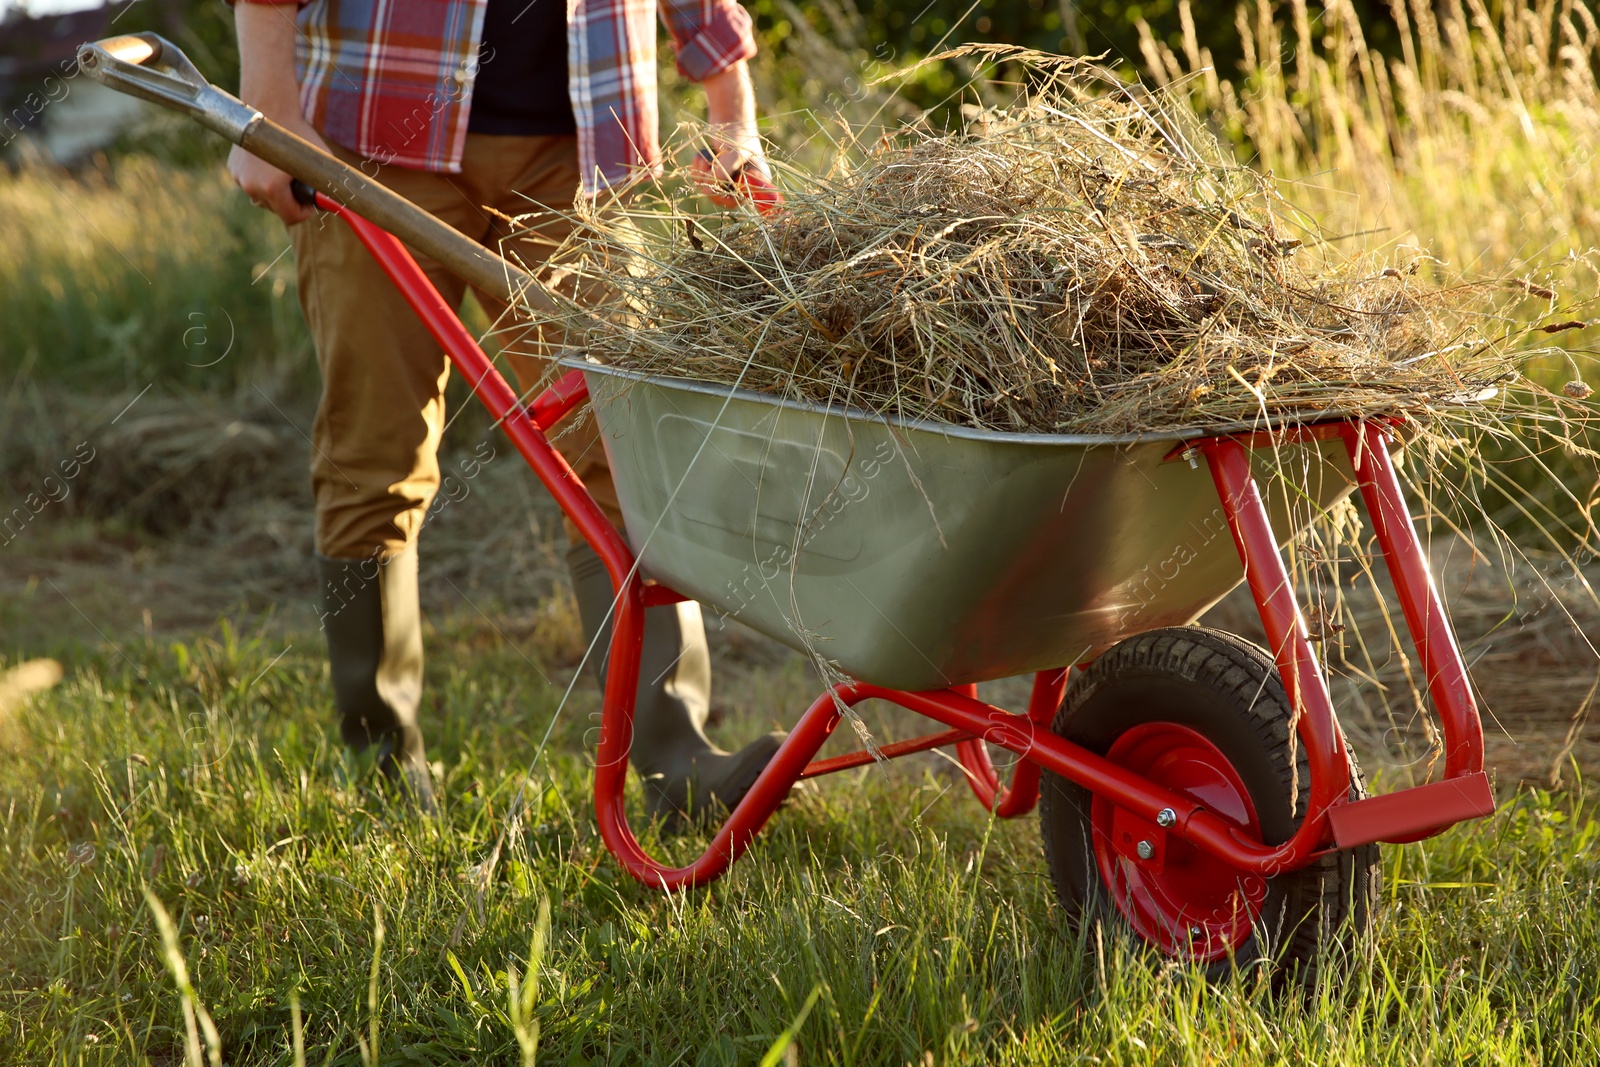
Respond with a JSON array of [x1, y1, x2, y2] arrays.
[[77, 34, 261, 144]]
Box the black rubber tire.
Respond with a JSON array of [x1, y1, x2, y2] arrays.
[[1038, 627, 1380, 983]]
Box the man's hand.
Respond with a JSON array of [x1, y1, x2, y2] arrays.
[[693, 60, 779, 211], [228, 116, 329, 225], [229, 3, 329, 225]]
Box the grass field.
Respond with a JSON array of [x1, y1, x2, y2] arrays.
[[4, 0, 1600, 1062], [4, 611, 1600, 1065]]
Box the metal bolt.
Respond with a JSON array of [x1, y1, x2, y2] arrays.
[[1156, 807, 1177, 828], [1189, 926, 1204, 940], [1136, 839, 1155, 860], [1182, 448, 1199, 469]]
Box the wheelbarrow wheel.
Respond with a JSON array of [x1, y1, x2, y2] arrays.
[[1038, 627, 1379, 982]]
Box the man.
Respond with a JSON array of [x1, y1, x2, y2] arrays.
[[228, 0, 784, 819]]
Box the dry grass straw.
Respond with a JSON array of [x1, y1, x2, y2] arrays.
[[532, 48, 1589, 437], [1139, 0, 1600, 282]]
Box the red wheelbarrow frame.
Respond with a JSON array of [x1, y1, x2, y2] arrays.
[[312, 193, 1495, 891]]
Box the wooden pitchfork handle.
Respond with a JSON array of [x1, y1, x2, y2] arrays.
[[76, 32, 550, 313]]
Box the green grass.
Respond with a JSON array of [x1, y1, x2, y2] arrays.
[[5, 4, 1600, 1061], [4, 617, 1600, 1065], [0, 155, 312, 397]]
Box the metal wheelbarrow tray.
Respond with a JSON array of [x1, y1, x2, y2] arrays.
[[79, 31, 1502, 975], [581, 362, 1361, 691]]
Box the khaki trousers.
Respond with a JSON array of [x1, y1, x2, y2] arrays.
[[291, 133, 620, 560]]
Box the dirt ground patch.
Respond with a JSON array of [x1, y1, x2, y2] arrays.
[[3, 397, 1595, 791]]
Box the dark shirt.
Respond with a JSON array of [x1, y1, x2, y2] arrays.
[[468, 0, 577, 136]]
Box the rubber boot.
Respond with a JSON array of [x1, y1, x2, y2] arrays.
[[566, 542, 785, 826], [318, 544, 439, 815]]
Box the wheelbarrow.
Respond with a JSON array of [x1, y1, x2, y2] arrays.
[[80, 33, 1497, 973]]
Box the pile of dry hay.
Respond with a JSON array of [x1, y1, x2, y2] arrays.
[[533, 51, 1591, 436]]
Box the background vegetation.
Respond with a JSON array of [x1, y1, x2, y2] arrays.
[[3, 0, 1600, 1063]]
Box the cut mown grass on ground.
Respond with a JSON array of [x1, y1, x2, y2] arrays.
[[3, 619, 1600, 1065]]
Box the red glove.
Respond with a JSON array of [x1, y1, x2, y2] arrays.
[[691, 148, 784, 214]]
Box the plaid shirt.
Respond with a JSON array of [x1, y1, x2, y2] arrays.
[[246, 0, 757, 192]]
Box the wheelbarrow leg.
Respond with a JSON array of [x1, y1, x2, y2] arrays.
[[591, 640, 864, 888], [1326, 423, 1493, 845], [1339, 423, 1484, 777]]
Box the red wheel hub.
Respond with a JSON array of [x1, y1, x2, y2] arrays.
[[1090, 721, 1268, 961]]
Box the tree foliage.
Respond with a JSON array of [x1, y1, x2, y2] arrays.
[[746, 0, 1406, 81]]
